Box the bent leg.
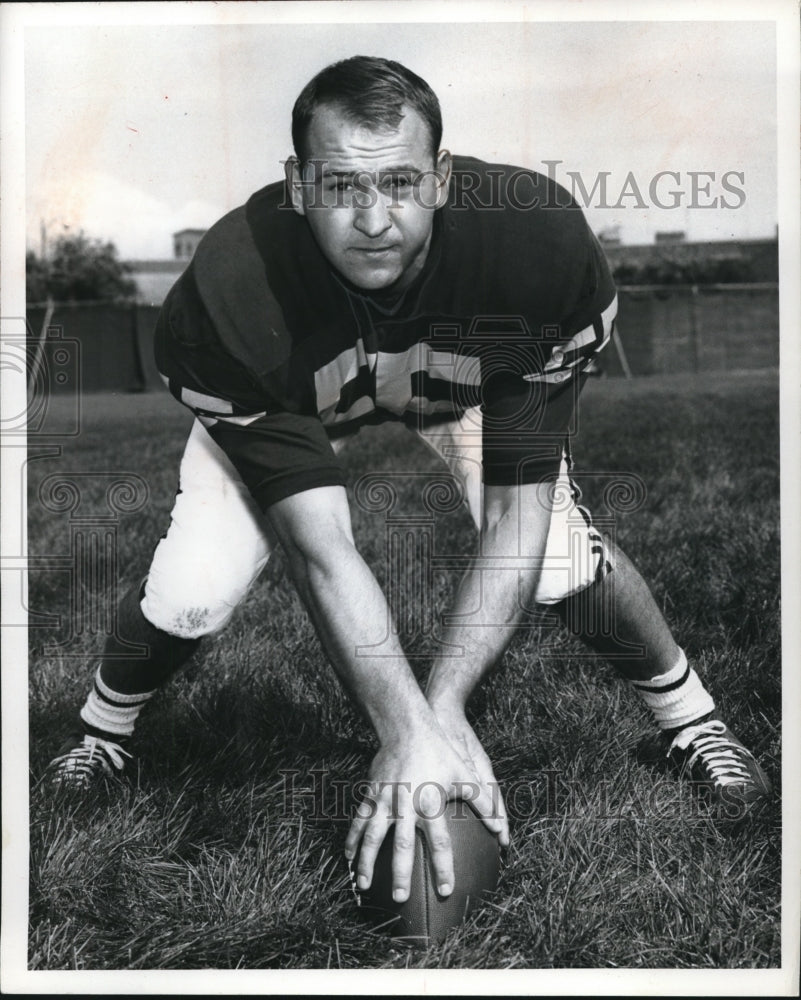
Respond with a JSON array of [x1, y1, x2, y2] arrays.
[[415, 412, 715, 730], [413, 412, 769, 803], [554, 537, 680, 681], [554, 537, 715, 730], [414, 407, 611, 604], [79, 420, 357, 739], [80, 419, 277, 740], [143, 418, 277, 638]]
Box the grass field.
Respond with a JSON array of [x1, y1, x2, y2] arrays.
[[27, 370, 781, 970]]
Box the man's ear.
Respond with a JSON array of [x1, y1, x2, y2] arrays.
[[434, 150, 453, 209], [284, 156, 306, 217]]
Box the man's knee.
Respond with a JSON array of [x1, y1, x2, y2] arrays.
[[534, 516, 613, 605], [140, 576, 240, 639], [142, 510, 271, 639]]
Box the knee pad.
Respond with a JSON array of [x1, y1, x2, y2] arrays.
[[140, 430, 273, 640], [141, 541, 254, 638], [534, 476, 613, 605], [140, 572, 240, 639]]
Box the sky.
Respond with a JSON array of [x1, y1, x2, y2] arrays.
[[23, 12, 778, 260]]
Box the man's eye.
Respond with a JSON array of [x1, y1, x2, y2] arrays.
[[333, 180, 353, 192], [381, 175, 413, 194]]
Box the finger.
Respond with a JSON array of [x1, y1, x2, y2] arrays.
[[471, 764, 511, 848], [455, 744, 511, 848], [344, 794, 377, 861], [421, 813, 454, 897], [390, 791, 417, 903], [454, 777, 506, 843], [414, 780, 454, 895], [492, 783, 511, 848], [353, 806, 391, 892]]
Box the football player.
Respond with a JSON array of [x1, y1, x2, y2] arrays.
[[47, 56, 771, 904]]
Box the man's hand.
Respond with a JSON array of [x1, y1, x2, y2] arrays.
[[428, 696, 510, 849], [418, 479, 553, 856], [344, 723, 505, 902], [267, 485, 505, 901]]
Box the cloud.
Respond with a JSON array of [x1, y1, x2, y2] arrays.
[[28, 171, 225, 260]]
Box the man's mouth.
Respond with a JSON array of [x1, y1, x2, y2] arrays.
[[349, 245, 398, 255]]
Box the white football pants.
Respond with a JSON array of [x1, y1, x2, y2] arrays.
[[141, 411, 609, 639]]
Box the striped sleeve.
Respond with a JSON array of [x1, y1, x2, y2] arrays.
[[480, 225, 618, 487], [154, 266, 346, 511]]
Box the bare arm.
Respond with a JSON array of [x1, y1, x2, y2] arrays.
[[266, 485, 504, 900], [425, 480, 555, 840], [267, 485, 429, 741], [427, 480, 553, 705]]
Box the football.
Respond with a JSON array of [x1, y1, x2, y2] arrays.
[[356, 798, 501, 944]]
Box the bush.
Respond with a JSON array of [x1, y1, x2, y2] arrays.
[[612, 254, 756, 286], [27, 233, 136, 303]]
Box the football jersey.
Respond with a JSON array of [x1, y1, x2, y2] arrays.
[[155, 156, 617, 510]]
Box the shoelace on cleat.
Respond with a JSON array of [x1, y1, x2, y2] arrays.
[[669, 720, 756, 787], [51, 735, 132, 781]]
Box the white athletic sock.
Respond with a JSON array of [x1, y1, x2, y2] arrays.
[[80, 665, 157, 738], [630, 649, 715, 731]]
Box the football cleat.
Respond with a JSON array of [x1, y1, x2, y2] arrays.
[[45, 733, 132, 789], [667, 719, 772, 812]]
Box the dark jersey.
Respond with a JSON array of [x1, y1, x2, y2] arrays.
[[154, 156, 617, 510]]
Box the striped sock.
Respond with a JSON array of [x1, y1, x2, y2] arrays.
[[630, 649, 715, 731], [80, 665, 157, 739]]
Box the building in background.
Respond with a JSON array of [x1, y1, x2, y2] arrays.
[[127, 229, 208, 306], [173, 229, 207, 261], [29, 228, 776, 395], [126, 229, 778, 307], [125, 259, 183, 306], [654, 231, 687, 244], [597, 225, 622, 247]]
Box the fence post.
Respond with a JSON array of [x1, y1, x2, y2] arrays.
[[611, 324, 633, 379], [130, 304, 147, 392], [689, 284, 700, 373], [29, 297, 55, 391]]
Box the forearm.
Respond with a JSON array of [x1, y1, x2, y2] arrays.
[[287, 533, 437, 745], [426, 483, 552, 711], [269, 486, 506, 893]]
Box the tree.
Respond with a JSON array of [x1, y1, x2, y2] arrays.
[[25, 250, 51, 304], [27, 232, 137, 303]]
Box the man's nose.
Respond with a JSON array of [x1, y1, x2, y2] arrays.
[[353, 189, 392, 239]]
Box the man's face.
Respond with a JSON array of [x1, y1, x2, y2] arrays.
[[287, 103, 451, 293]]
